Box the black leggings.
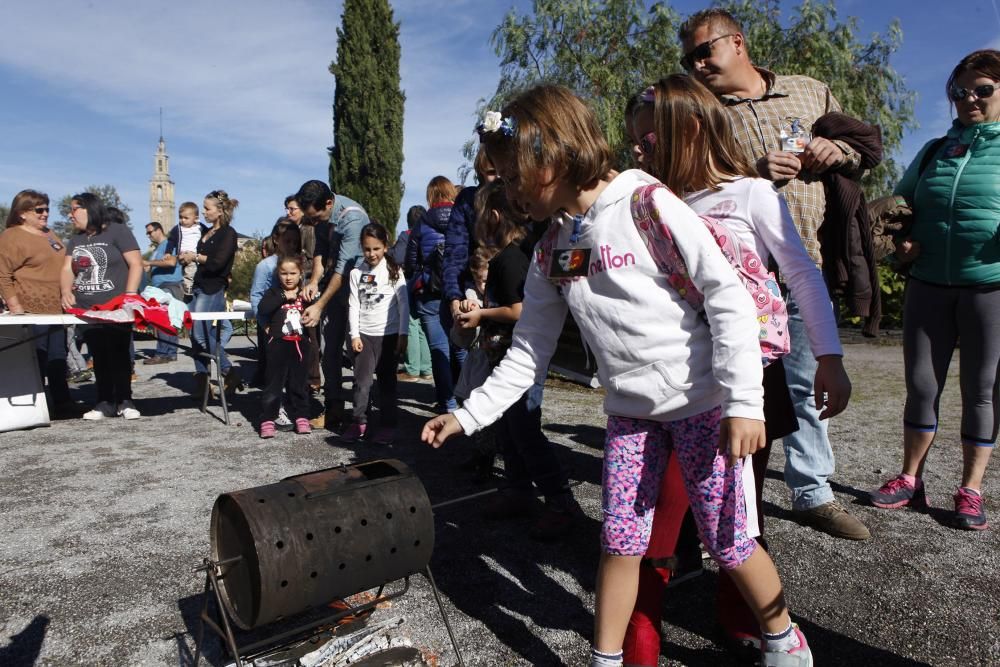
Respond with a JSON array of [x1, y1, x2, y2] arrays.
[[903, 278, 1000, 445], [82, 324, 132, 407], [260, 338, 311, 422]]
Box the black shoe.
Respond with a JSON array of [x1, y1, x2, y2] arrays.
[[50, 400, 87, 420], [223, 369, 243, 396], [482, 489, 540, 520]]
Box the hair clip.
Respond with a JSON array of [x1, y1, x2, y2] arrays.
[[477, 110, 517, 137], [209, 190, 229, 202], [569, 214, 584, 245], [640, 86, 655, 104]]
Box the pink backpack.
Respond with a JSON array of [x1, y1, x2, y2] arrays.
[[630, 183, 789, 367]]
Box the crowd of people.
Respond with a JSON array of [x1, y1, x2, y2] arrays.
[[1, 8, 998, 666]]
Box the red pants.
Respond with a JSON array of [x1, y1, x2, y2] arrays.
[[623, 442, 771, 666]]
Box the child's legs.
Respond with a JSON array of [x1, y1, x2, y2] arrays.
[[283, 342, 311, 420], [374, 334, 399, 427], [351, 335, 380, 424], [595, 416, 671, 653], [261, 340, 289, 422], [624, 449, 690, 666], [716, 439, 773, 639], [671, 408, 789, 634], [496, 389, 569, 501]]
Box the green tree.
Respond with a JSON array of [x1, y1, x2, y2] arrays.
[[54, 185, 133, 240], [485, 0, 914, 197], [227, 237, 262, 302], [482, 0, 683, 167], [328, 0, 405, 237], [486, 0, 917, 329]]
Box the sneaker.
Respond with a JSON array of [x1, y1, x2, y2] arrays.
[[761, 624, 812, 667], [69, 370, 93, 384], [275, 408, 294, 432], [223, 369, 243, 396], [792, 501, 871, 540], [871, 474, 928, 510], [340, 422, 367, 443], [260, 421, 276, 439], [396, 372, 420, 382], [295, 418, 312, 435], [370, 426, 396, 444], [953, 487, 989, 531], [482, 488, 540, 520], [50, 400, 87, 420], [528, 501, 579, 542], [82, 401, 115, 421], [117, 400, 141, 420], [142, 356, 171, 365]]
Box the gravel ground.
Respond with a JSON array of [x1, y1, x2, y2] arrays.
[[0, 339, 997, 666]]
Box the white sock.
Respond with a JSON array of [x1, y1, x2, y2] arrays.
[[590, 647, 623, 666], [763, 623, 801, 652]]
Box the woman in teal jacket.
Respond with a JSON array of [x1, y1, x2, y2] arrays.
[[871, 50, 1000, 530]]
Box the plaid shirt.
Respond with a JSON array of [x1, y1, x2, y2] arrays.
[[719, 68, 861, 265]]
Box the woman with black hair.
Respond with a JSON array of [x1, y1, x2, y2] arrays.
[[61, 192, 142, 420]]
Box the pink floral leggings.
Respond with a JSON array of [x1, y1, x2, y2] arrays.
[[602, 408, 757, 570]]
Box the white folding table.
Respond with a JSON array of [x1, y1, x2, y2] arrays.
[[0, 310, 249, 430]]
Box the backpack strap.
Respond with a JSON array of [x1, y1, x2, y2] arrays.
[[917, 136, 947, 179], [629, 183, 704, 312]]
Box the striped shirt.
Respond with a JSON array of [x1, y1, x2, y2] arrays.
[[718, 68, 861, 265]]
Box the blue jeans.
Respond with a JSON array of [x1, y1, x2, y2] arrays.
[[155, 330, 178, 359], [415, 295, 456, 411], [781, 293, 836, 510], [439, 299, 467, 382], [190, 288, 232, 374]]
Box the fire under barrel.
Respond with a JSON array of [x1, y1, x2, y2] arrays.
[[210, 459, 434, 630]]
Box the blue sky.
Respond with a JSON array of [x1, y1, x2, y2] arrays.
[[1, 0, 998, 246]]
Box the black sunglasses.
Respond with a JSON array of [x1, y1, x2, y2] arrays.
[[33, 206, 50, 214], [681, 33, 733, 71], [950, 83, 997, 102]]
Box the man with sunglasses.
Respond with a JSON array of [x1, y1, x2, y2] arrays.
[[678, 9, 870, 542]]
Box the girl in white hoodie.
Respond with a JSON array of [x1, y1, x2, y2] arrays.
[[421, 84, 810, 667]]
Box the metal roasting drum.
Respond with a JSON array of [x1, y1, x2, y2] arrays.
[[209, 459, 435, 630]]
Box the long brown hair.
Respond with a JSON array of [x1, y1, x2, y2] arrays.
[[474, 180, 527, 252], [478, 84, 613, 197], [647, 74, 757, 193]]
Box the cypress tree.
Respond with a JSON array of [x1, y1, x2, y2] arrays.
[[329, 0, 405, 237]]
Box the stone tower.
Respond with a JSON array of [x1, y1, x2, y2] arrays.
[[149, 134, 176, 231]]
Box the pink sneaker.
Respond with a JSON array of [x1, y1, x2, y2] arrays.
[[953, 487, 989, 530], [870, 474, 927, 509], [294, 417, 311, 435], [260, 421, 276, 439], [761, 624, 812, 666], [340, 422, 367, 443]]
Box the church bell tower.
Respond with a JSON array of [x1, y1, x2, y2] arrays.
[[149, 111, 176, 231]]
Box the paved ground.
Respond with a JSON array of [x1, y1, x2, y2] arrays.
[[0, 338, 997, 666]]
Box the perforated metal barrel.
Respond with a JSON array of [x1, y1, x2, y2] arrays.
[[210, 459, 434, 630]]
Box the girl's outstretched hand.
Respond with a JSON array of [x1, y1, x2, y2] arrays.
[[421, 414, 464, 448], [718, 416, 766, 467]]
